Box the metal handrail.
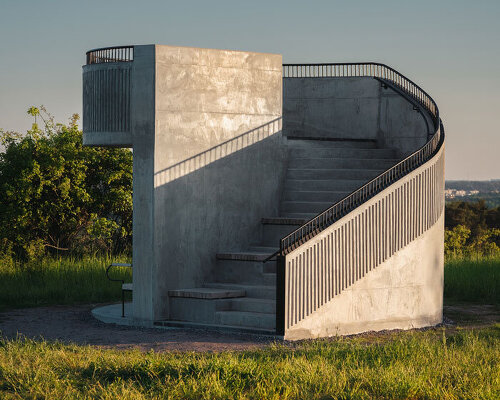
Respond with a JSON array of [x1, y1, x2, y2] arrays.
[[106, 263, 132, 317], [86, 46, 134, 65], [279, 62, 443, 256]]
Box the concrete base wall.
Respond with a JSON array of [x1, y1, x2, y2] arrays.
[[284, 212, 444, 340], [151, 46, 284, 320], [283, 77, 430, 156]]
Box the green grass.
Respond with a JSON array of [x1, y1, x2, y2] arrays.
[[0, 326, 498, 399], [0, 256, 131, 311], [444, 256, 500, 304], [0, 255, 498, 311]]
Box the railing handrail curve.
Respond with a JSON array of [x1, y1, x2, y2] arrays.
[[279, 62, 443, 255]]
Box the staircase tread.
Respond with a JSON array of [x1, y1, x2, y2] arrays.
[[261, 217, 308, 225], [168, 287, 246, 299], [216, 310, 275, 317], [205, 283, 275, 290], [216, 251, 274, 261], [282, 200, 341, 204], [290, 157, 399, 161], [248, 246, 279, 252], [287, 168, 387, 172], [154, 320, 276, 335], [230, 297, 275, 303]]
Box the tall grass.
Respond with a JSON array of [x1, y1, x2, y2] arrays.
[[0, 326, 498, 399], [0, 256, 131, 310], [0, 255, 498, 310], [444, 256, 499, 304]]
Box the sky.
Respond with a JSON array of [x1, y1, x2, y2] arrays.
[[0, 0, 499, 180]]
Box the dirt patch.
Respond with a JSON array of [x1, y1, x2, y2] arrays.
[[443, 303, 499, 326], [0, 303, 497, 352], [0, 304, 274, 352]]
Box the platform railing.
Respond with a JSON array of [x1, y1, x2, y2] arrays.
[[86, 46, 134, 65]]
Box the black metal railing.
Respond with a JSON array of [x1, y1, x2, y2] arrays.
[[279, 63, 443, 255], [86, 46, 134, 65]]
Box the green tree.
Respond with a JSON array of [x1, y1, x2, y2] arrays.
[[0, 107, 132, 260]]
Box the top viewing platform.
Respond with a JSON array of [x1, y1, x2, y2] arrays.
[[86, 46, 134, 65]]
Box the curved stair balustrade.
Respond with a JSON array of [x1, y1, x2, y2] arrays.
[[280, 63, 442, 255], [276, 63, 445, 338]]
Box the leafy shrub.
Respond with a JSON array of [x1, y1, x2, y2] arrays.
[[0, 107, 132, 261]]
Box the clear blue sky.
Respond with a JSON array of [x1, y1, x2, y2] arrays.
[[1, 0, 498, 180]]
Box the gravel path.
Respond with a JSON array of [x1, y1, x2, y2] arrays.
[[0, 303, 497, 352], [0, 304, 274, 352]]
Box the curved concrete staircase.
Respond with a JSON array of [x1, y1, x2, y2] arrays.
[[164, 138, 400, 333]]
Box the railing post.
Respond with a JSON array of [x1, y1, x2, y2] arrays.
[[276, 254, 286, 336]]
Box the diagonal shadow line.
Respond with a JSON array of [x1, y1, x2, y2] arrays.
[[154, 117, 282, 186]]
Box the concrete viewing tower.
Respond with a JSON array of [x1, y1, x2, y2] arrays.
[[84, 45, 444, 340]]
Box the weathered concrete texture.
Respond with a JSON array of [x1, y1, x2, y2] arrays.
[[283, 77, 429, 156], [83, 131, 132, 147], [283, 145, 445, 340], [154, 45, 282, 168], [130, 45, 156, 322], [152, 46, 284, 320], [284, 213, 444, 340]]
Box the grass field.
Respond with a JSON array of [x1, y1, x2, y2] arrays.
[[0, 256, 131, 311], [0, 257, 498, 399], [0, 256, 497, 311], [0, 326, 498, 399], [444, 256, 499, 304]]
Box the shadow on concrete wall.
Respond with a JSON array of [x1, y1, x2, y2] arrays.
[[151, 117, 287, 318], [154, 117, 282, 186]]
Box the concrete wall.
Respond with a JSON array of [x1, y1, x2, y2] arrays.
[[283, 77, 430, 156], [282, 144, 445, 340], [284, 213, 444, 339], [130, 45, 156, 322], [152, 46, 284, 319]]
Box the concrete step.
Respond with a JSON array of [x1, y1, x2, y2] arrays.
[[169, 296, 232, 324], [260, 219, 304, 246], [204, 283, 276, 299], [155, 319, 276, 335], [228, 297, 276, 313], [288, 158, 397, 170], [280, 212, 318, 220], [216, 251, 272, 262], [286, 138, 377, 149], [215, 310, 276, 330], [289, 147, 397, 159], [168, 287, 245, 299], [283, 190, 350, 203], [285, 179, 368, 192], [248, 246, 279, 253], [281, 201, 334, 214], [287, 169, 383, 180], [215, 259, 276, 285], [261, 217, 309, 225]]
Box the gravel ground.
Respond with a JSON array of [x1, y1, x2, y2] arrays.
[[0, 304, 274, 352], [0, 303, 497, 352]]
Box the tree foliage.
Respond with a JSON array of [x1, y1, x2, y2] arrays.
[[445, 200, 500, 258], [0, 107, 132, 260]]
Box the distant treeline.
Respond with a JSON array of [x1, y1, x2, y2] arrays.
[[446, 180, 500, 192], [445, 200, 500, 258]]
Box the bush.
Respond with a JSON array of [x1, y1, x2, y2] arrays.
[[0, 107, 132, 261]]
